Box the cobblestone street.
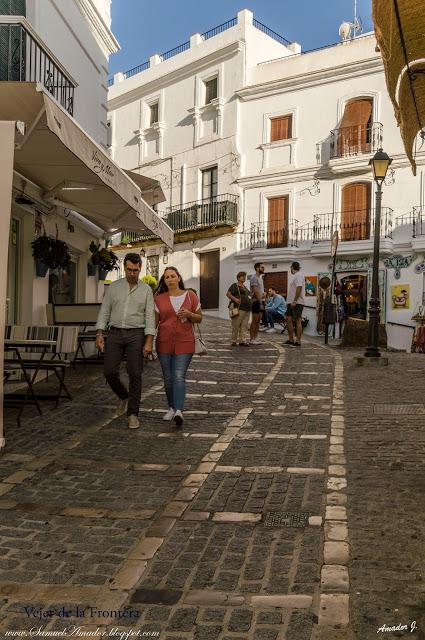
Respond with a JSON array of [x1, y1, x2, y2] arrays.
[[0, 317, 424, 639]]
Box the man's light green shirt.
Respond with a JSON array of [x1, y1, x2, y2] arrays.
[[95, 278, 156, 335]]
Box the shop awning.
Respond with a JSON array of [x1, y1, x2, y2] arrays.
[[124, 170, 166, 207], [0, 82, 173, 246], [372, 0, 425, 174]]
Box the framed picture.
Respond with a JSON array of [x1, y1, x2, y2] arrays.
[[391, 284, 410, 309], [305, 275, 317, 297]]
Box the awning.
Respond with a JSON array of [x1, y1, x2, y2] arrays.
[[0, 82, 173, 246], [124, 170, 166, 207], [372, 0, 425, 174]]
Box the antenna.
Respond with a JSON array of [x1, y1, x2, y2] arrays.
[[339, 0, 363, 41]]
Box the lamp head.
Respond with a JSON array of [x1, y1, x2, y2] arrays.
[[369, 148, 392, 185]]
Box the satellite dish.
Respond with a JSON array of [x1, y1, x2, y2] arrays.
[[339, 22, 352, 41]]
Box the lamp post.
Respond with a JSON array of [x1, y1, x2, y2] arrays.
[[364, 148, 392, 358]]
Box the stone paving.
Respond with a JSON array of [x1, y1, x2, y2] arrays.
[[0, 317, 424, 639]]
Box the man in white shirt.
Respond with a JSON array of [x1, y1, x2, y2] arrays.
[[284, 261, 305, 347], [95, 253, 155, 429]]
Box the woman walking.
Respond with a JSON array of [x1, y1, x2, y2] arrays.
[[155, 267, 202, 426], [226, 271, 252, 346]]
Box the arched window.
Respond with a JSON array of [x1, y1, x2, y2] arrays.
[[336, 98, 373, 158], [340, 182, 371, 241]]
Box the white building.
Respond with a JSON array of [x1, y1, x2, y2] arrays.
[[108, 9, 425, 351]]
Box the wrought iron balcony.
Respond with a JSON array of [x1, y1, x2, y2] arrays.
[[239, 219, 299, 251], [395, 206, 425, 237], [0, 22, 75, 115], [121, 193, 238, 244], [329, 122, 383, 160], [296, 208, 393, 244]]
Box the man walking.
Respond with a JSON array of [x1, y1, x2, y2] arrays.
[[263, 287, 286, 333], [249, 262, 265, 345], [284, 261, 305, 347], [95, 253, 155, 429]]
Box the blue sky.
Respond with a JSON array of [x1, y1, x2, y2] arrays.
[[109, 0, 373, 77]]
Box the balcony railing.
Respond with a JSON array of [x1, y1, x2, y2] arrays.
[[239, 219, 299, 250], [122, 194, 239, 244], [396, 206, 425, 237], [330, 122, 383, 160], [296, 208, 393, 244], [0, 23, 75, 115]]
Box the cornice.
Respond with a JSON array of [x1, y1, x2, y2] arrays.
[[76, 0, 119, 55], [237, 57, 384, 101], [108, 42, 243, 110]]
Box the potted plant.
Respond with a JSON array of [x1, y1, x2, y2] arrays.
[[96, 247, 119, 280], [87, 241, 99, 276], [31, 234, 71, 277]]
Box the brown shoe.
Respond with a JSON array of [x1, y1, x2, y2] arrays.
[[128, 415, 140, 429]]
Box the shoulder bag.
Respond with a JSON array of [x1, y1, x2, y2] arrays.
[[188, 291, 208, 355], [229, 284, 241, 318]]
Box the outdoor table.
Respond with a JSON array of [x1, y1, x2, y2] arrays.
[[4, 338, 57, 426]]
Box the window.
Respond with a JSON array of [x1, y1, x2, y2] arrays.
[[270, 115, 292, 142], [147, 255, 159, 280], [336, 98, 373, 157], [149, 102, 159, 126], [204, 77, 218, 105], [202, 166, 218, 200], [49, 262, 77, 304], [0, 0, 25, 14], [267, 196, 289, 248], [340, 182, 371, 241]]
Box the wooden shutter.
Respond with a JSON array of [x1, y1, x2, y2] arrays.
[[271, 115, 292, 142], [267, 197, 289, 247], [337, 99, 373, 157], [341, 183, 371, 241]]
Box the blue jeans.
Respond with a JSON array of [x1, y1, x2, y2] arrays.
[[158, 353, 193, 411], [264, 309, 285, 328]]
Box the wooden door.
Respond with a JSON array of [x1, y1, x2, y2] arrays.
[[337, 99, 373, 157], [199, 250, 220, 309], [263, 271, 288, 297], [267, 197, 289, 248], [341, 183, 371, 241]]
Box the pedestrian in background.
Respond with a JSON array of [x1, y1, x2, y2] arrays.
[[226, 271, 252, 346], [155, 267, 202, 427], [284, 261, 305, 347], [95, 253, 155, 429], [262, 287, 287, 333], [249, 262, 265, 344]]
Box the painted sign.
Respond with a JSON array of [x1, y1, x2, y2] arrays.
[[305, 276, 317, 297], [391, 284, 410, 309], [383, 254, 416, 279]]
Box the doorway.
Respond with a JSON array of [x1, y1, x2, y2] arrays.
[[199, 250, 220, 309], [49, 261, 77, 304], [339, 274, 368, 319]]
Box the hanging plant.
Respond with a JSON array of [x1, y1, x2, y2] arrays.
[[31, 234, 71, 276], [89, 242, 119, 271], [142, 274, 158, 291]]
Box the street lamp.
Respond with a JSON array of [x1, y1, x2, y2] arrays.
[[364, 148, 392, 358]]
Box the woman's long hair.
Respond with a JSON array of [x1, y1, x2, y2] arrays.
[[154, 267, 186, 295]]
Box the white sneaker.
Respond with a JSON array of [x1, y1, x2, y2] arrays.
[[259, 327, 267, 332], [163, 408, 175, 421], [174, 410, 183, 427], [128, 415, 140, 429], [114, 398, 128, 417], [265, 327, 276, 333], [250, 338, 261, 345]]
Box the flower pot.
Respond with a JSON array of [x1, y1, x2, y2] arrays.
[[35, 260, 49, 278], [98, 267, 109, 281], [87, 262, 97, 276]]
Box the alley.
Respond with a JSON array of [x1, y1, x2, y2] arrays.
[[1, 318, 424, 639]]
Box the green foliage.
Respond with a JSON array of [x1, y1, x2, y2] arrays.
[[142, 274, 158, 291], [31, 234, 71, 269], [89, 242, 119, 270]]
